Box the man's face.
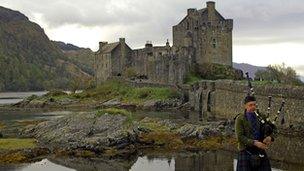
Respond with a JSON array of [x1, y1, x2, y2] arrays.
[[245, 101, 256, 112]]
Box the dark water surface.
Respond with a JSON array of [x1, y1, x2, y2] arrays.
[[0, 150, 293, 171]]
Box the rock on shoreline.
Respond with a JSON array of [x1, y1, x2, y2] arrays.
[[23, 110, 235, 155], [24, 112, 137, 151]]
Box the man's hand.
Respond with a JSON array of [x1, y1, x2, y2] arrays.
[[254, 140, 268, 150], [263, 136, 272, 146]]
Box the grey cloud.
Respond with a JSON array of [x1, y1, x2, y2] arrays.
[[2, 0, 304, 47], [294, 65, 304, 74], [217, 0, 304, 45], [235, 34, 304, 45]]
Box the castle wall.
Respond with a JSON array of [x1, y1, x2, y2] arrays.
[[201, 20, 233, 66], [172, 2, 233, 67], [111, 44, 133, 77], [188, 80, 304, 126], [95, 53, 111, 85], [111, 46, 122, 76], [131, 45, 188, 84]]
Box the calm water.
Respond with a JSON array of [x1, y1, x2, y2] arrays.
[[0, 91, 82, 105], [0, 151, 289, 171], [0, 91, 47, 105], [0, 92, 304, 171]]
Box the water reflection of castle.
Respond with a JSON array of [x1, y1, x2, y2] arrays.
[[174, 151, 234, 171]]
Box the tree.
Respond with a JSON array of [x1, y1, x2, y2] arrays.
[[254, 63, 303, 85]]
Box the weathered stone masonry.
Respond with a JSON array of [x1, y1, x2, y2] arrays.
[[188, 80, 304, 125], [95, 1, 233, 85], [173, 1, 233, 66]]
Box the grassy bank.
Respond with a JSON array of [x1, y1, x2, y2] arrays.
[[0, 138, 36, 150], [0, 138, 50, 164], [79, 80, 181, 103], [21, 80, 181, 107]]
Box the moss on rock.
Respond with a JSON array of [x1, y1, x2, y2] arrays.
[[0, 138, 36, 150]]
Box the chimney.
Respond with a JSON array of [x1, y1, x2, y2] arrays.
[[166, 39, 170, 47], [206, 1, 215, 21], [119, 38, 125, 44], [187, 8, 196, 16], [99, 41, 108, 50], [145, 41, 153, 48], [207, 1, 215, 9]]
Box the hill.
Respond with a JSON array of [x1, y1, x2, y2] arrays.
[[53, 41, 95, 75], [0, 6, 91, 91], [233, 62, 266, 78]]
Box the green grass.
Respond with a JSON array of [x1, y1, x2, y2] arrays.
[[184, 72, 202, 84], [0, 138, 37, 150], [27, 90, 77, 103], [123, 87, 179, 103], [79, 80, 181, 104], [24, 80, 181, 105], [139, 121, 170, 132]]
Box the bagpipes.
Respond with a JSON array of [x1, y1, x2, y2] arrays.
[[245, 72, 286, 140]]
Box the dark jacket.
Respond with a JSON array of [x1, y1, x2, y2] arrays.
[[235, 112, 264, 151]]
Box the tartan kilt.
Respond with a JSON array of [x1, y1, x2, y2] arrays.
[[237, 149, 271, 171]]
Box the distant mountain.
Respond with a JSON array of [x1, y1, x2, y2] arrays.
[[53, 41, 95, 75], [0, 6, 91, 91], [53, 41, 82, 51], [233, 62, 266, 79], [300, 76, 304, 82]]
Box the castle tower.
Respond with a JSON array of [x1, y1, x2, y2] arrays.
[[172, 1, 233, 66]]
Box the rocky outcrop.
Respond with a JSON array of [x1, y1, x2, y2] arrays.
[[23, 110, 234, 155], [176, 121, 234, 139], [24, 112, 137, 151]]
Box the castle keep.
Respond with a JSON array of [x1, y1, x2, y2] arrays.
[[95, 1, 233, 85]]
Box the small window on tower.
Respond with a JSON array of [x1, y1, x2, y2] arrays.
[[212, 38, 216, 48], [187, 22, 190, 30]]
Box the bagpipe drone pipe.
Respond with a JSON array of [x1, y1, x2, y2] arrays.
[[245, 72, 286, 141]]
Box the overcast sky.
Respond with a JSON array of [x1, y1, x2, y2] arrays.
[[1, 0, 304, 77]]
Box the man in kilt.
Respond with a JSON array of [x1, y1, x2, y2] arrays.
[[235, 96, 273, 171]]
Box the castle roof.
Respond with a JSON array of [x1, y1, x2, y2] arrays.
[[100, 42, 120, 54], [176, 7, 225, 26], [198, 8, 207, 14]]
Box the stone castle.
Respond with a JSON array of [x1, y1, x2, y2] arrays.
[[95, 1, 233, 85]]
